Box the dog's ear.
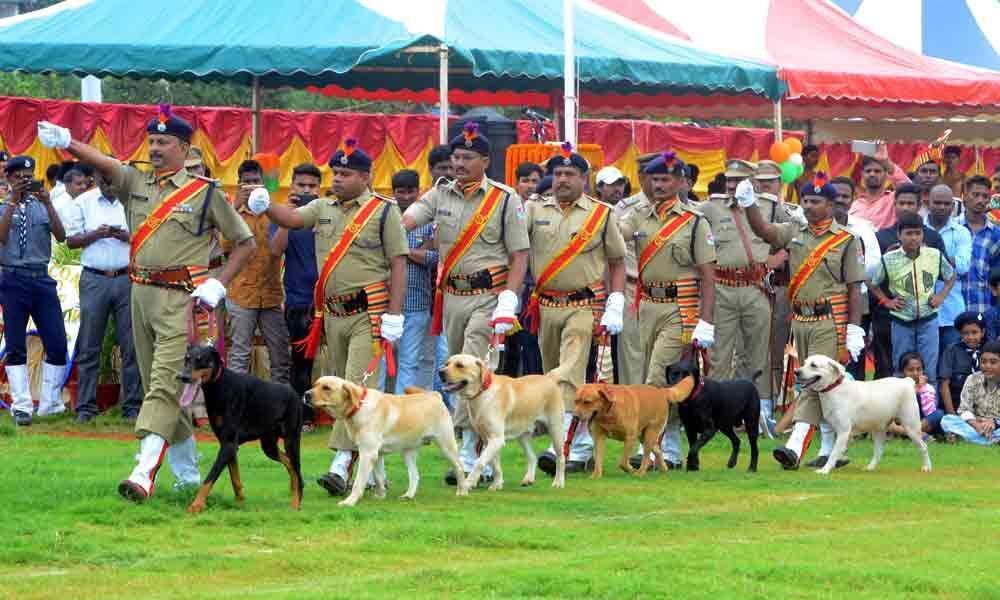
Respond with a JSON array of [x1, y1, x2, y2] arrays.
[[827, 358, 846, 378], [476, 358, 493, 388], [597, 386, 615, 407], [344, 381, 365, 411]]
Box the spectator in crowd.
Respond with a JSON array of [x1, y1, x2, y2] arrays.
[[925, 183, 973, 350], [869, 211, 955, 388], [54, 167, 91, 223], [941, 145, 965, 198], [684, 163, 700, 204], [707, 172, 726, 196], [960, 175, 1000, 315], [785, 144, 820, 204], [940, 339, 1000, 444], [225, 160, 291, 384], [0, 156, 68, 426], [851, 150, 911, 230], [269, 163, 321, 421], [890, 351, 944, 437], [595, 166, 627, 205], [939, 311, 984, 418], [44, 163, 61, 191], [185, 146, 212, 178], [514, 161, 544, 200], [65, 170, 142, 423], [914, 159, 940, 206], [0, 150, 7, 177], [984, 267, 1000, 341], [534, 174, 553, 198], [428, 145, 454, 183], [391, 169, 441, 392]]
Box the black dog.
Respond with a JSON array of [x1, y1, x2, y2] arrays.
[[179, 343, 304, 513], [667, 358, 760, 472]]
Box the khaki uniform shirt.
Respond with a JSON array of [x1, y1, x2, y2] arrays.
[[771, 219, 866, 304], [404, 176, 529, 276], [223, 207, 284, 309], [615, 191, 646, 279], [700, 194, 785, 267], [526, 194, 626, 291], [111, 164, 252, 269], [619, 197, 716, 282], [295, 190, 408, 298]]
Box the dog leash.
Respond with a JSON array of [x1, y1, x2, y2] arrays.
[[360, 339, 397, 387], [562, 327, 611, 460], [186, 300, 226, 362]]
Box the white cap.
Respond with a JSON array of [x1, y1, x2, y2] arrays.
[[596, 166, 626, 186]]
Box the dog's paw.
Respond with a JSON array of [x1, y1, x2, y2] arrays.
[[618, 463, 635, 474], [186, 501, 205, 514], [400, 493, 416, 500], [337, 498, 358, 507], [865, 463, 878, 472], [815, 468, 831, 476], [455, 485, 470, 496], [488, 480, 504, 491], [726, 458, 738, 469], [520, 477, 535, 487], [921, 465, 932, 473]]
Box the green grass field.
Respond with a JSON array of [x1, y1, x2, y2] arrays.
[[3, 414, 999, 600]]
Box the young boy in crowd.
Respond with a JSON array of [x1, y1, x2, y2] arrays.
[[940, 340, 1000, 444], [983, 266, 1000, 341], [869, 212, 956, 388], [939, 311, 984, 416]]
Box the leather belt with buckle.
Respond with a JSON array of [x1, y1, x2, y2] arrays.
[[448, 269, 492, 292], [84, 266, 129, 278], [792, 300, 832, 318], [540, 287, 595, 304], [325, 291, 367, 316], [644, 283, 678, 300]]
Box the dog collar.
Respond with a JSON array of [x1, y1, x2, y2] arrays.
[[477, 370, 494, 397], [818, 375, 844, 393], [344, 388, 367, 420]]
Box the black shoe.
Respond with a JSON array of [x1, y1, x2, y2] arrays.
[[565, 458, 595, 473], [666, 460, 683, 471], [773, 447, 800, 470], [75, 412, 96, 424], [805, 455, 850, 469], [444, 468, 460, 486], [538, 451, 558, 477], [628, 454, 663, 471], [13, 411, 31, 426], [316, 472, 348, 496]]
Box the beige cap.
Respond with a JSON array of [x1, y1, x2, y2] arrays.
[[754, 160, 781, 180], [184, 146, 204, 168], [724, 159, 755, 178], [596, 166, 626, 186]]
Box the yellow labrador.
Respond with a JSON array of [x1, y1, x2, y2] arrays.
[[307, 376, 469, 506], [439, 354, 566, 492], [795, 354, 931, 475]]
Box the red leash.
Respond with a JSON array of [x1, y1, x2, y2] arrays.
[[562, 328, 610, 459], [186, 300, 226, 362]]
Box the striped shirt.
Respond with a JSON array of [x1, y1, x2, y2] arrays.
[[404, 223, 438, 313], [960, 216, 1000, 314]]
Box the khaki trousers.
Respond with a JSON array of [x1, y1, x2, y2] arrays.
[[770, 288, 791, 398], [790, 317, 839, 426], [324, 312, 381, 449], [616, 283, 645, 385], [538, 304, 593, 409], [713, 284, 772, 398], [443, 291, 497, 428]]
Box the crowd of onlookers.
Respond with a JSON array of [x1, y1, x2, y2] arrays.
[[2, 143, 999, 445]]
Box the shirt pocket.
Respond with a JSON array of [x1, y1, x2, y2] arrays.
[[353, 218, 382, 250], [666, 226, 694, 265], [822, 245, 845, 281], [314, 216, 337, 241], [480, 209, 504, 245]]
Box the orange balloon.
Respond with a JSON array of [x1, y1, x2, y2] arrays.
[[769, 141, 791, 163], [785, 137, 803, 155]]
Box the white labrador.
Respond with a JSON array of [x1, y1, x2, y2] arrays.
[[794, 354, 932, 475]]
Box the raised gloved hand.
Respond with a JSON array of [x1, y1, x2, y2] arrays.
[[247, 187, 271, 215], [600, 291, 625, 335], [37, 121, 71, 149], [734, 179, 756, 209], [692, 319, 715, 348], [846, 324, 865, 362], [190, 278, 226, 309], [380, 313, 404, 343], [491, 289, 520, 335]]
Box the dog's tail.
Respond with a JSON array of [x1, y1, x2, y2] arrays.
[[666, 375, 696, 403]]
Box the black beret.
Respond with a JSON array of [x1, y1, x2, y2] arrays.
[[545, 142, 589, 174], [535, 175, 553, 196], [954, 311, 985, 331], [450, 122, 490, 156], [799, 172, 837, 201], [643, 151, 686, 177], [3, 155, 36, 175], [328, 138, 372, 172], [147, 104, 193, 142]]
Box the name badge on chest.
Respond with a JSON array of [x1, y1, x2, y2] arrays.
[[318, 218, 332, 225], [171, 205, 194, 214]]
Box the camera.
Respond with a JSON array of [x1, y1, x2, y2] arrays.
[[28, 179, 44, 193]]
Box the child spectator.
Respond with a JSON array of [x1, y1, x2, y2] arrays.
[[869, 212, 956, 387], [984, 266, 1000, 341], [940, 340, 1000, 444], [938, 311, 984, 415], [890, 352, 944, 437]]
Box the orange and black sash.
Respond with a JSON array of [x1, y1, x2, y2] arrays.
[[296, 196, 384, 359], [522, 202, 610, 333], [632, 210, 696, 312], [129, 178, 210, 266], [430, 185, 506, 335], [787, 229, 853, 302]]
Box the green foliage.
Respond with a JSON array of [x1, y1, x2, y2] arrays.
[[51, 241, 81, 266]]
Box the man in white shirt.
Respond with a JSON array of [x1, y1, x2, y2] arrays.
[[65, 171, 142, 423]]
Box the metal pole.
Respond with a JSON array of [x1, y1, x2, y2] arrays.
[[439, 44, 449, 144], [251, 75, 261, 154], [563, 0, 576, 145], [773, 99, 783, 142]]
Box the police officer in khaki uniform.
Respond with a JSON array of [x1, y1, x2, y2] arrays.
[[526, 146, 627, 475], [37, 111, 256, 501], [740, 174, 866, 470], [620, 152, 717, 469], [251, 140, 408, 496], [402, 123, 529, 484]]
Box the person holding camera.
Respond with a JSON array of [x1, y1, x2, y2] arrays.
[[66, 170, 143, 423], [0, 156, 69, 426]]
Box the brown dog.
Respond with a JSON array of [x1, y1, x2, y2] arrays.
[[573, 377, 695, 479], [439, 354, 567, 492]]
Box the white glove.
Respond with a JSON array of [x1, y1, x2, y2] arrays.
[[247, 187, 271, 215], [190, 278, 226, 309], [380, 313, 404, 343], [692, 319, 715, 348], [846, 324, 865, 362], [734, 179, 756, 209], [37, 121, 71, 149], [600, 291, 625, 335], [491, 289, 520, 335]]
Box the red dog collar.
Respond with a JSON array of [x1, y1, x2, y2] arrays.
[[818, 375, 844, 393], [344, 388, 367, 420]]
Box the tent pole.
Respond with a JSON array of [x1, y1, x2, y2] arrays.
[[251, 76, 261, 154], [562, 0, 576, 146], [439, 43, 449, 144], [773, 99, 783, 142]]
